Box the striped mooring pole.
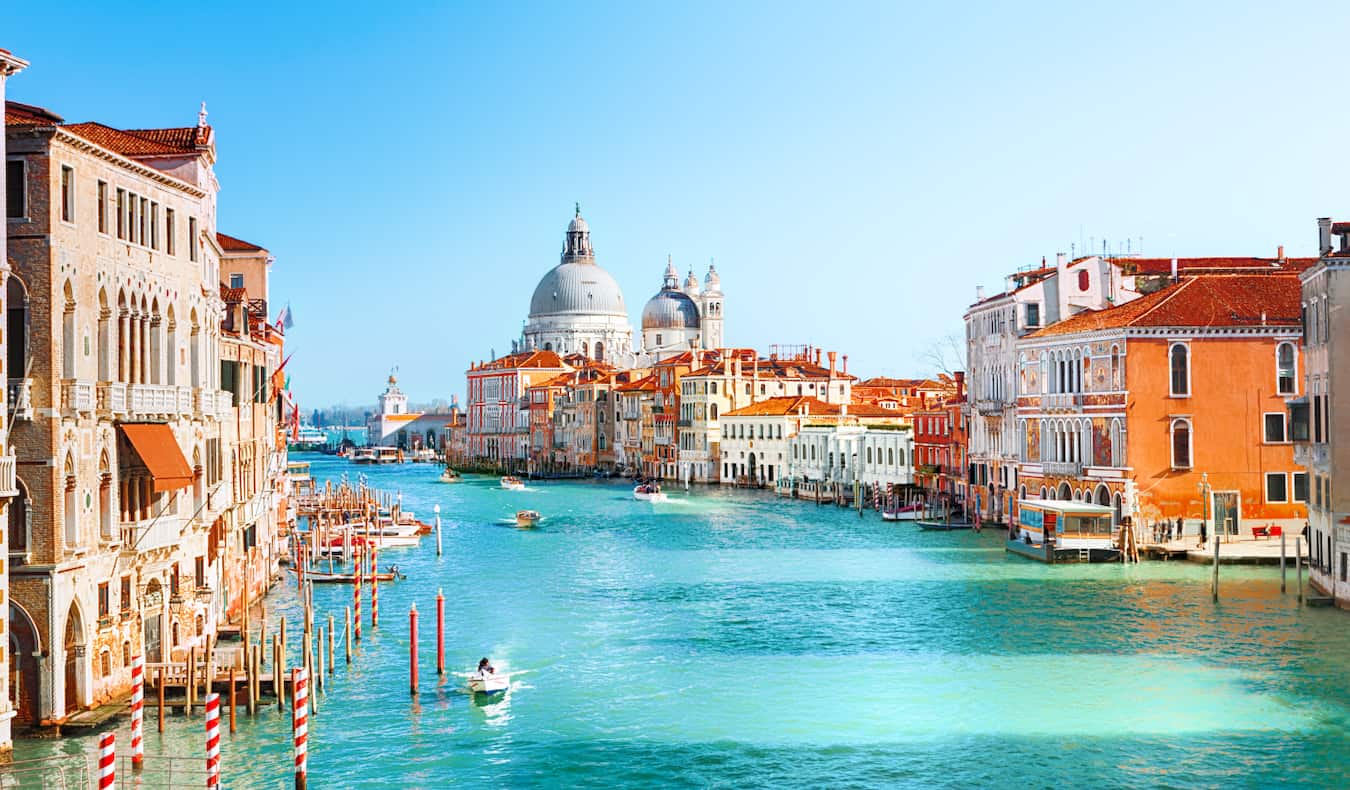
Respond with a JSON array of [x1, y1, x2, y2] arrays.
[[97, 731, 115, 789], [293, 667, 309, 790], [130, 653, 144, 770], [370, 547, 380, 628], [353, 545, 362, 642], [205, 692, 221, 789]]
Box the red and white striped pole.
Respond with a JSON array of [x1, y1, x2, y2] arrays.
[[353, 544, 362, 642], [435, 588, 445, 676], [205, 692, 221, 789], [130, 653, 144, 771], [97, 731, 115, 789], [370, 547, 379, 629], [409, 602, 419, 696], [293, 667, 308, 790]]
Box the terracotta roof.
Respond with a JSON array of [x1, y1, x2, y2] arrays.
[[473, 350, 568, 371], [688, 357, 852, 380], [616, 374, 656, 393], [1124, 256, 1314, 275], [723, 396, 898, 419], [4, 100, 62, 126], [1331, 222, 1350, 233], [121, 126, 209, 149], [856, 377, 944, 389], [62, 122, 192, 156], [1028, 275, 1302, 337], [217, 232, 265, 252], [220, 285, 247, 302]]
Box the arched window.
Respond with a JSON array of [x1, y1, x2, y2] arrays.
[[866, 447, 873, 464], [62, 282, 76, 380], [1170, 418, 1192, 468], [1169, 344, 1189, 396], [543, 342, 552, 352], [1039, 485, 1049, 500], [1276, 342, 1296, 395], [594, 341, 604, 362], [1110, 345, 1121, 390], [710, 404, 718, 420], [1109, 419, 1123, 467], [887, 448, 894, 465]]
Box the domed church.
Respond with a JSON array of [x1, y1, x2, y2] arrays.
[[518, 206, 725, 365], [640, 257, 723, 357], [521, 205, 635, 362]]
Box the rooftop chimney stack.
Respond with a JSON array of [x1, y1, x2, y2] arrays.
[[1277, 244, 1285, 262], [1170, 257, 1178, 281], [975, 285, 985, 301], [842, 354, 848, 376], [828, 351, 837, 378], [954, 370, 965, 400], [815, 349, 822, 367], [1319, 217, 1333, 256]]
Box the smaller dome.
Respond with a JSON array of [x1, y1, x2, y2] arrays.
[[568, 214, 589, 234], [642, 289, 701, 330], [684, 269, 700, 296]]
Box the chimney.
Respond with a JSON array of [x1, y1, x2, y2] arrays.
[[954, 370, 965, 400], [815, 348, 822, 367], [1170, 257, 1178, 281], [1056, 252, 1067, 270], [975, 285, 985, 301], [1277, 244, 1285, 262], [842, 354, 848, 376], [828, 351, 837, 378], [1319, 217, 1333, 256]]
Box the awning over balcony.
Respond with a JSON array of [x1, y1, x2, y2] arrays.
[[118, 423, 194, 492]]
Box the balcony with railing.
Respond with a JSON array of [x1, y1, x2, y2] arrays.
[[0, 454, 16, 498], [216, 392, 234, 414], [97, 382, 128, 416], [1042, 460, 1083, 477], [176, 386, 193, 415], [975, 398, 1004, 415], [1293, 443, 1329, 468], [7, 377, 32, 421], [120, 514, 189, 554], [1043, 393, 1082, 412], [61, 379, 96, 416], [127, 383, 179, 416]]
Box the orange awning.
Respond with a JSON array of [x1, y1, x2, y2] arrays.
[[119, 423, 194, 492]]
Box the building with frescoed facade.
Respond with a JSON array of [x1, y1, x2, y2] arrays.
[[1017, 273, 1308, 538], [1297, 219, 1350, 606], [721, 397, 903, 487]]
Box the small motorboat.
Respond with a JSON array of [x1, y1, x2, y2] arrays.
[[916, 519, 974, 531], [515, 510, 541, 528], [440, 467, 463, 483], [881, 503, 928, 522], [468, 670, 510, 695], [633, 484, 668, 503], [290, 565, 405, 583], [500, 476, 526, 491]]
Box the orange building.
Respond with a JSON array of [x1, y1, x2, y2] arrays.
[[1016, 274, 1307, 539]]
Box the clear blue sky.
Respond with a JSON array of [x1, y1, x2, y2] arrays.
[[7, 2, 1349, 408]]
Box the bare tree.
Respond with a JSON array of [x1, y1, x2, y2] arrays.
[[916, 331, 966, 378]]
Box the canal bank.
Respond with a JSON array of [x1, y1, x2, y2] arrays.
[[14, 453, 1350, 788]]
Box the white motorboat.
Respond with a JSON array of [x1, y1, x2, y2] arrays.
[[440, 468, 463, 483], [881, 503, 928, 522], [501, 476, 526, 491], [633, 484, 668, 503], [468, 671, 510, 695], [516, 510, 541, 528]]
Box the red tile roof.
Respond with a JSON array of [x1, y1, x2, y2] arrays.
[[616, 374, 657, 393], [724, 396, 899, 419], [1124, 256, 1314, 275], [1331, 222, 1350, 234], [62, 122, 191, 156], [4, 100, 62, 126], [1028, 275, 1302, 337], [217, 232, 265, 252], [220, 285, 247, 302], [473, 350, 568, 371]]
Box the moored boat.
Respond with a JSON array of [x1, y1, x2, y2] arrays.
[[289, 566, 404, 583], [916, 519, 974, 531], [516, 510, 541, 528], [440, 467, 463, 483], [501, 476, 526, 490], [881, 503, 928, 521], [351, 448, 377, 464]]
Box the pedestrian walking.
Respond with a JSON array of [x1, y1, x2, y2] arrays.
[[1199, 519, 1207, 548]]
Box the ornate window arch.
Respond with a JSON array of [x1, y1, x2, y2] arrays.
[[1169, 343, 1190, 397], [1170, 418, 1192, 469]]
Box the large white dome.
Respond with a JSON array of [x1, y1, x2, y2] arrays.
[[529, 261, 627, 318]]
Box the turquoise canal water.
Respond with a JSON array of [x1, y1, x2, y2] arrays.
[[17, 453, 1350, 787]]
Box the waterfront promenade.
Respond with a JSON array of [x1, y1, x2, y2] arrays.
[[12, 455, 1350, 787]]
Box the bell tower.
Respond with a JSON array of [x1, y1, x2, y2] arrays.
[[700, 261, 724, 349]]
